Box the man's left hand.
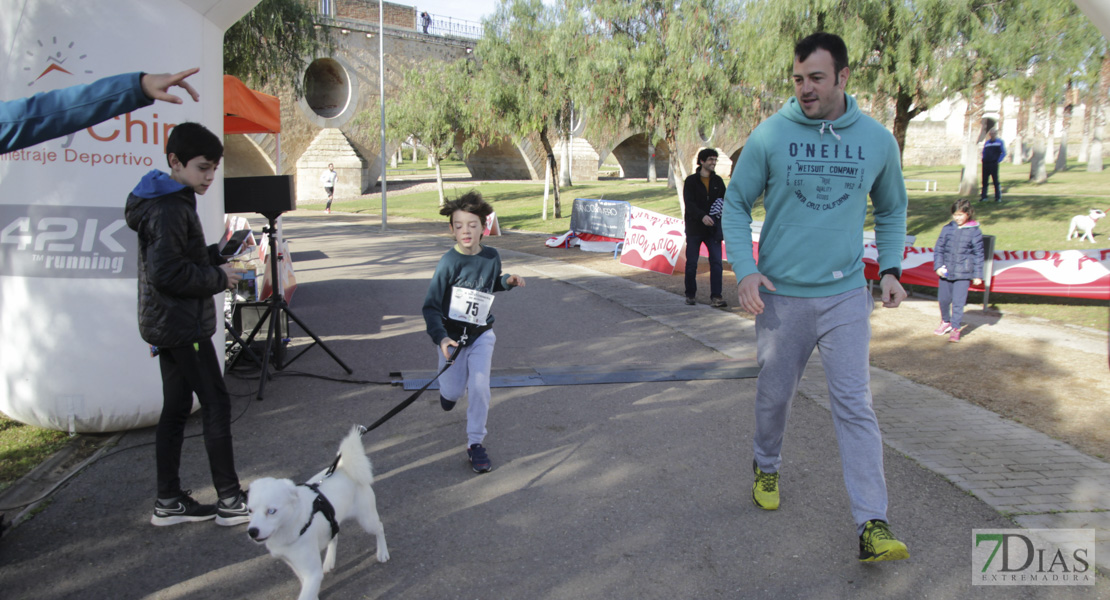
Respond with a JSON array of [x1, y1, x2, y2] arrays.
[[880, 274, 907, 308]]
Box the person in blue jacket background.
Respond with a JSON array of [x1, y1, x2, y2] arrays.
[[981, 128, 1006, 203], [1, 68, 200, 154]]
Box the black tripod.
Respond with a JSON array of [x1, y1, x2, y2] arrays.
[[227, 213, 352, 399]]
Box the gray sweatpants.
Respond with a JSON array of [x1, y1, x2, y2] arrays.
[[753, 287, 888, 534], [437, 329, 495, 447]]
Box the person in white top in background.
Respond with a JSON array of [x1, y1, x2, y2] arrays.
[[321, 163, 338, 214]]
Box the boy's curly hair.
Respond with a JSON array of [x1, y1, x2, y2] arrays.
[[440, 190, 493, 222]]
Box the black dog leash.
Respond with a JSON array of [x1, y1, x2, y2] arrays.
[[322, 326, 489, 477]]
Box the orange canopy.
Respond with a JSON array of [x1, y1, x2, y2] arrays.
[[223, 75, 280, 134]]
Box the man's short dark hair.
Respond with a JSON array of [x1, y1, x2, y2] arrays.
[[794, 32, 849, 77], [697, 148, 719, 164], [440, 190, 493, 222], [165, 122, 223, 167]]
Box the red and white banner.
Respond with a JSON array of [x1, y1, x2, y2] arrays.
[[619, 207, 685, 274], [545, 231, 622, 252], [863, 245, 1110, 300], [484, 211, 501, 236]]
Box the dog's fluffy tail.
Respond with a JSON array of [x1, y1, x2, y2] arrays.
[[336, 425, 374, 486]]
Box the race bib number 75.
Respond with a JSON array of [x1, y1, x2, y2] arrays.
[[448, 287, 494, 326]]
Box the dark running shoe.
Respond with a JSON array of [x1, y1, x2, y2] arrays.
[[216, 489, 250, 527], [685, 297, 696, 305], [711, 296, 728, 308], [467, 444, 492, 473], [859, 519, 910, 562], [440, 395, 457, 412], [151, 491, 216, 526]]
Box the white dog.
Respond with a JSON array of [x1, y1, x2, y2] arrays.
[[1067, 209, 1105, 243], [247, 426, 389, 600]]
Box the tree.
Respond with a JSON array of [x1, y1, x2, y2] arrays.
[[580, 0, 747, 208], [375, 59, 483, 207], [224, 0, 333, 97], [1090, 48, 1110, 172], [476, 0, 585, 219], [740, 0, 983, 166]]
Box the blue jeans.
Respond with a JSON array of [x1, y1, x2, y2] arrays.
[[938, 278, 971, 330], [684, 234, 723, 298]]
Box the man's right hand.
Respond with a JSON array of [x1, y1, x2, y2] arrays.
[[220, 264, 247, 290], [737, 272, 775, 315], [141, 68, 200, 104]]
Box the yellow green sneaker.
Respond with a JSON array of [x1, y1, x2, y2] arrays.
[[752, 460, 780, 510], [859, 519, 910, 562]]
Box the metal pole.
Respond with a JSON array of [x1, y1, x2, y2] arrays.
[[379, 0, 388, 231]]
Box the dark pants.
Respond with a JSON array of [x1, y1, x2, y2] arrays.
[[156, 338, 240, 499], [981, 161, 1000, 200], [938, 278, 971, 330], [684, 234, 723, 298], [324, 186, 334, 210]]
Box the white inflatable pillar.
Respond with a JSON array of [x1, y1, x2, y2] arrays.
[[0, 0, 258, 432]]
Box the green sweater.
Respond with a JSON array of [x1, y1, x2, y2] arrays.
[[423, 245, 513, 345], [722, 94, 907, 297]]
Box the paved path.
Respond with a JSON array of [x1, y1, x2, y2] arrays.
[[504, 233, 1110, 576], [0, 216, 1105, 599]]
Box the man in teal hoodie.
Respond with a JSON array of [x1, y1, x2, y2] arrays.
[[723, 33, 910, 562]]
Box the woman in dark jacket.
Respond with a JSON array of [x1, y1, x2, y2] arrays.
[[932, 199, 984, 342]]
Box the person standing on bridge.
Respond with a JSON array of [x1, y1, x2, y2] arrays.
[[722, 32, 910, 562]]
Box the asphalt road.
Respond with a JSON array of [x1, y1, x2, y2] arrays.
[[0, 215, 1102, 599]]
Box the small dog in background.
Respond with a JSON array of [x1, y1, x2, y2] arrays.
[[247, 426, 389, 600], [1067, 209, 1106, 243]]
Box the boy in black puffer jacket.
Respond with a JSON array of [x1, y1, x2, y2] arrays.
[[124, 122, 249, 527]]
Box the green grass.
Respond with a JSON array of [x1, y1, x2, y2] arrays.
[[385, 157, 470, 176], [0, 415, 69, 490], [897, 160, 1110, 330], [305, 158, 1109, 330]]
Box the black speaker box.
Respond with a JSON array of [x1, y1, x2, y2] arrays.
[[224, 175, 295, 216]]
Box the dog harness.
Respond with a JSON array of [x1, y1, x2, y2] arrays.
[[298, 483, 340, 539]]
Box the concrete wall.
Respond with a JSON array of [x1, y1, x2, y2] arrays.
[[903, 121, 961, 166], [611, 134, 671, 179], [335, 0, 415, 29], [225, 16, 473, 202]]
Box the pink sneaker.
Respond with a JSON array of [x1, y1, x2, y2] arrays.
[[933, 321, 952, 335], [949, 329, 961, 342]]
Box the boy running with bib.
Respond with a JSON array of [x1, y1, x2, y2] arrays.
[[422, 191, 525, 472]]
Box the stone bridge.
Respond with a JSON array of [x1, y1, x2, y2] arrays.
[[223, 0, 759, 204], [226, 0, 1047, 205]]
